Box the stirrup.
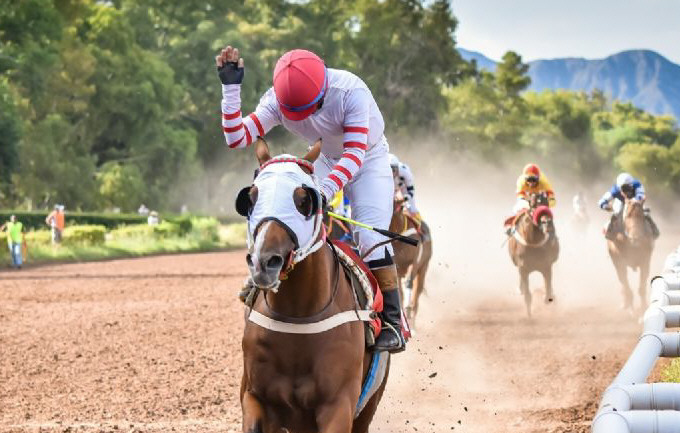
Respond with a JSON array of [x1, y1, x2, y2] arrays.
[[373, 322, 405, 353]]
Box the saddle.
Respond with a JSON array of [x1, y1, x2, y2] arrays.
[[504, 207, 553, 230], [504, 209, 528, 230]]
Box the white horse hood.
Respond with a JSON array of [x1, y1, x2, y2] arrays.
[[248, 155, 320, 252]]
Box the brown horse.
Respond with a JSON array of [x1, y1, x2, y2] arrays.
[[390, 199, 432, 330], [507, 194, 559, 317], [607, 198, 655, 311], [237, 139, 389, 433]]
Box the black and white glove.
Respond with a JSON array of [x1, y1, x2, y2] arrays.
[[218, 61, 244, 85]]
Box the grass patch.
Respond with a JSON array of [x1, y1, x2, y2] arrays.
[[662, 359, 680, 382], [0, 222, 247, 267]]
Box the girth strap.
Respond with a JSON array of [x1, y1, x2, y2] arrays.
[[512, 229, 550, 248], [248, 309, 374, 334]]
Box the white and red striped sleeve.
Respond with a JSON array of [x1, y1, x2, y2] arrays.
[[221, 85, 280, 149], [320, 89, 370, 199]]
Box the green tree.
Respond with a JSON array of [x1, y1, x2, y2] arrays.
[[14, 114, 97, 209], [495, 51, 531, 98], [523, 91, 604, 180], [0, 79, 21, 197], [351, 0, 465, 130], [97, 162, 145, 211]]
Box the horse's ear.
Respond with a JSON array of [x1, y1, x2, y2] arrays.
[[255, 137, 271, 165], [235, 185, 258, 217], [303, 139, 322, 164]]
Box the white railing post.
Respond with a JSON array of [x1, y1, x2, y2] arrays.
[[592, 246, 680, 433]]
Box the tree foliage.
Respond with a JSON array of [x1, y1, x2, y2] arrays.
[[1, 0, 678, 211]]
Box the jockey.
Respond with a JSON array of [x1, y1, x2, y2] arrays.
[[217, 46, 405, 353], [513, 163, 556, 213], [598, 173, 660, 240], [329, 190, 348, 217], [572, 191, 587, 216], [388, 154, 421, 223]]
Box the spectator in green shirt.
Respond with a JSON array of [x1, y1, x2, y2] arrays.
[[0, 215, 24, 269]]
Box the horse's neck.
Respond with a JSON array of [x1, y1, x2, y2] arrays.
[[391, 208, 404, 232], [264, 245, 335, 318], [624, 211, 650, 241], [520, 214, 544, 241]]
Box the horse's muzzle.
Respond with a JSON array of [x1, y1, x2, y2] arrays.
[[247, 252, 284, 290]]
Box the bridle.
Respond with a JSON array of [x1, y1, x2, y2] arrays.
[[246, 157, 326, 286]]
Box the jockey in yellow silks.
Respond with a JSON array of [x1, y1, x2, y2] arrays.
[[513, 163, 556, 214]]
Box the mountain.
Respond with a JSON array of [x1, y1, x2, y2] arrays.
[[458, 48, 497, 72], [457, 48, 680, 121]]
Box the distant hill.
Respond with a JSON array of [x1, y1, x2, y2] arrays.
[[457, 48, 680, 121], [458, 48, 497, 72]]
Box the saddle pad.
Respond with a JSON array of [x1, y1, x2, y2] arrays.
[[330, 240, 383, 337], [355, 351, 389, 418]]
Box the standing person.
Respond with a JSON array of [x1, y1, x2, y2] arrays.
[[216, 46, 404, 353], [0, 215, 24, 269], [46, 205, 65, 244], [147, 211, 160, 226]]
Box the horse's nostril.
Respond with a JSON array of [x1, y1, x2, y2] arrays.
[[246, 254, 254, 267], [266, 255, 284, 269]]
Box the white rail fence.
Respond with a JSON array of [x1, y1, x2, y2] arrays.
[[592, 248, 680, 432]]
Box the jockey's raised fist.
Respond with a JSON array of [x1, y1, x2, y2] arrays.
[[216, 46, 245, 85]]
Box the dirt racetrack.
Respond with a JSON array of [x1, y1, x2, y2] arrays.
[[2, 155, 678, 432], [0, 231, 675, 433]]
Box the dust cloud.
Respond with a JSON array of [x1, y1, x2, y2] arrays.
[[393, 141, 677, 311], [369, 141, 679, 432]]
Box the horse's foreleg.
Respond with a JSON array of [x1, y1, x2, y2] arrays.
[[242, 389, 265, 433], [519, 268, 532, 317], [316, 398, 354, 433], [638, 257, 651, 310], [409, 259, 430, 330], [542, 266, 555, 304], [613, 261, 633, 310], [403, 264, 414, 318]]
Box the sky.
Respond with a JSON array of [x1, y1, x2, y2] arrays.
[[451, 0, 680, 64]]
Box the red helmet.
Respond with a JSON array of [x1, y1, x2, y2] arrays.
[[523, 163, 541, 179], [273, 49, 328, 121]]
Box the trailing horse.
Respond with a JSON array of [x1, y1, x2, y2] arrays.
[[507, 193, 559, 317], [606, 198, 655, 311], [390, 198, 432, 330], [236, 138, 389, 433], [324, 211, 353, 243]]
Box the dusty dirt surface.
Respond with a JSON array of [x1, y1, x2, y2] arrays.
[[0, 236, 674, 432], [2, 153, 679, 433]]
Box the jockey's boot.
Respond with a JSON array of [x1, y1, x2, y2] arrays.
[[372, 266, 405, 354]]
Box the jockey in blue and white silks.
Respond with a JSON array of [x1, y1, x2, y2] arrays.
[[598, 173, 659, 240]]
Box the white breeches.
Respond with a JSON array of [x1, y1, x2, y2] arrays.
[[315, 136, 395, 264]]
